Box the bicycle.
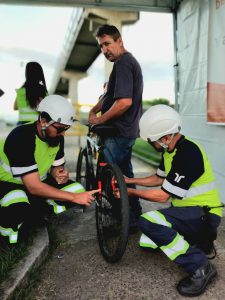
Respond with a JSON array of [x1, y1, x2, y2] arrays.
[[76, 124, 129, 263]]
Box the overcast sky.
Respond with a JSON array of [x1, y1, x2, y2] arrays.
[[0, 5, 174, 120]]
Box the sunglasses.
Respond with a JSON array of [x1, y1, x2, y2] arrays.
[[51, 124, 70, 134]]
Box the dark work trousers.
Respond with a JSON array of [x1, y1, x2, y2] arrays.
[[102, 136, 142, 225], [0, 176, 83, 243], [139, 206, 221, 274]]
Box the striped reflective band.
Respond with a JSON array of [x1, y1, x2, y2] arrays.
[[142, 210, 172, 228], [52, 157, 65, 167], [61, 182, 85, 193], [186, 182, 216, 198], [20, 107, 37, 113], [156, 168, 166, 177], [162, 179, 216, 199], [0, 158, 11, 172], [139, 233, 158, 249], [0, 225, 19, 243], [46, 200, 66, 214], [160, 233, 189, 261], [46, 182, 85, 214], [40, 173, 47, 181], [0, 190, 29, 207], [11, 164, 37, 176]]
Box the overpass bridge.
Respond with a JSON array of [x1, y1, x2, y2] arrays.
[[0, 0, 179, 108]]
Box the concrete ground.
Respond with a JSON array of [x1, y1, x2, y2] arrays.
[[1, 130, 225, 299], [28, 136, 225, 300]]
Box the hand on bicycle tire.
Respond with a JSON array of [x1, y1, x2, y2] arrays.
[[73, 189, 100, 206]]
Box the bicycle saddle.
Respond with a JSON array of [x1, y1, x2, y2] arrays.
[[89, 124, 118, 137]]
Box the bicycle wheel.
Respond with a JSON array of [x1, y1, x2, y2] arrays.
[[95, 163, 129, 263], [76, 147, 95, 190]]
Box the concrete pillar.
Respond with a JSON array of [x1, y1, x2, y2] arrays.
[[61, 70, 87, 113]]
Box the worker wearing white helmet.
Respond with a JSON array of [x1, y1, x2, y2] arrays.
[[125, 104, 223, 297], [0, 95, 99, 245]]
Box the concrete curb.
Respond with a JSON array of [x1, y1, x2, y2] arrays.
[[0, 226, 49, 300]]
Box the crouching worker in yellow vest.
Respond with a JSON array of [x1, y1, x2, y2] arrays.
[[0, 95, 99, 245], [125, 105, 223, 297]]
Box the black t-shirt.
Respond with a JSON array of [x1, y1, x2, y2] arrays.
[[157, 136, 205, 199], [102, 52, 143, 138]]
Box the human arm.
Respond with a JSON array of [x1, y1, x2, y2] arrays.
[[88, 98, 104, 123], [13, 99, 18, 110], [127, 187, 170, 203], [88, 98, 132, 125], [22, 172, 99, 206], [125, 173, 169, 203], [125, 174, 164, 187]]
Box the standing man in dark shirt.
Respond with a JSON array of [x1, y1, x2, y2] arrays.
[[88, 24, 143, 231]]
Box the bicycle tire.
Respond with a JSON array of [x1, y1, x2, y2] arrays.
[[95, 163, 129, 263], [76, 147, 95, 190]]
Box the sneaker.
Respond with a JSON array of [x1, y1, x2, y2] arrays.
[[177, 261, 217, 297]]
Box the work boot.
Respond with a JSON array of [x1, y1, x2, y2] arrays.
[[177, 261, 217, 297]]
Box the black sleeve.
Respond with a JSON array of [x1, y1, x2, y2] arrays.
[[4, 124, 38, 177], [52, 137, 65, 166], [156, 155, 166, 178], [161, 140, 204, 199]]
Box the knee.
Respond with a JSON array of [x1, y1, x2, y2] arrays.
[[139, 216, 153, 233]]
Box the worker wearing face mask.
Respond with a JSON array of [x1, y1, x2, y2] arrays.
[[125, 104, 223, 297]]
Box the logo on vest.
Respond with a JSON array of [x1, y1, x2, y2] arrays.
[[174, 173, 185, 182]]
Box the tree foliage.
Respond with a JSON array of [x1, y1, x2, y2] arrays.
[[143, 98, 173, 112]]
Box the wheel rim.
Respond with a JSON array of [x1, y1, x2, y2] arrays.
[[96, 164, 129, 262]]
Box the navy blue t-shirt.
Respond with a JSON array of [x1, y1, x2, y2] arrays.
[[102, 52, 143, 138]]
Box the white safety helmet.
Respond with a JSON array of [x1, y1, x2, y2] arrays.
[[139, 104, 181, 142], [37, 95, 76, 126]]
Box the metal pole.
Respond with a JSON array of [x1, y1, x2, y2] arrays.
[[172, 5, 179, 112]]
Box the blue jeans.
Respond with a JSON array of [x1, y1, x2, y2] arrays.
[[102, 137, 142, 224]]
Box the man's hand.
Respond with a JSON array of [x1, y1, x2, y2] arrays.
[[124, 176, 133, 184], [73, 189, 100, 206], [51, 167, 69, 184], [88, 114, 102, 125]]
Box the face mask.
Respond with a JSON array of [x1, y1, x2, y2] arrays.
[[156, 133, 175, 151], [156, 141, 168, 149]]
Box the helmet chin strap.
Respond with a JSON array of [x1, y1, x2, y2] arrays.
[[41, 126, 47, 138], [157, 133, 175, 150], [40, 119, 55, 139]]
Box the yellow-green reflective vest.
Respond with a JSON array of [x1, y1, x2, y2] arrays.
[[0, 135, 59, 184], [15, 87, 39, 122], [163, 137, 222, 217]]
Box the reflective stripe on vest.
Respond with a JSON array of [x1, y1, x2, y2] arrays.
[[162, 180, 216, 199], [46, 200, 66, 214], [16, 88, 38, 122], [46, 182, 85, 214], [0, 158, 10, 173], [61, 182, 85, 193], [0, 190, 29, 207], [19, 111, 39, 122], [163, 137, 222, 217]]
